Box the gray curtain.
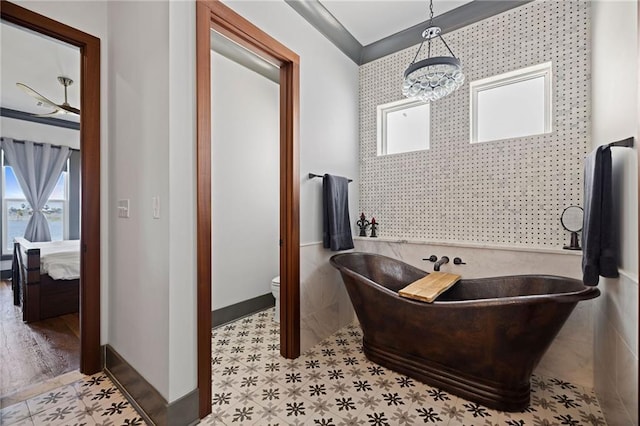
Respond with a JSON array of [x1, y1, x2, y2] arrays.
[[1, 137, 71, 242]]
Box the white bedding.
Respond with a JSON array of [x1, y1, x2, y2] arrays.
[[15, 238, 80, 280]]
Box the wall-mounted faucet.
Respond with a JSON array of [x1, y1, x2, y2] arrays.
[[433, 256, 449, 271], [424, 255, 464, 271]]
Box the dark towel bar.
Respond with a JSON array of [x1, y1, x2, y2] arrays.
[[607, 137, 634, 148], [308, 173, 352, 183]]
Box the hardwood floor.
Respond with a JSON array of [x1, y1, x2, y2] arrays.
[[0, 280, 79, 399]]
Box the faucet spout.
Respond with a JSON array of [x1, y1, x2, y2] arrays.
[[433, 256, 449, 272]]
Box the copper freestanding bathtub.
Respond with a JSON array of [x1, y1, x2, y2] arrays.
[[330, 252, 599, 412]]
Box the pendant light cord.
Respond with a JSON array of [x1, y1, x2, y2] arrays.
[[410, 40, 426, 66], [438, 35, 457, 58], [427, 0, 434, 58], [428, 0, 434, 25], [409, 0, 434, 66]]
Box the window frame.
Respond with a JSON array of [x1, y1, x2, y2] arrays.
[[376, 98, 430, 156], [469, 61, 553, 144], [1, 150, 70, 255]]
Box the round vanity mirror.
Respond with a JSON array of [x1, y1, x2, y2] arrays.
[[561, 206, 583, 250]]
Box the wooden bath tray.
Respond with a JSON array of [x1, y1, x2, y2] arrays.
[[399, 272, 461, 303]]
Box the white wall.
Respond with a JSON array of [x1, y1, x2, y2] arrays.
[[592, 1, 638, 276], [1, 1, 192, 406], [13, 0, 357, 408], [223, 0, 360, 245], [108, 0, 197, 404], [591, 1, 639, 425], [223, 0, 360, 350], [15, 0, 356, 406], [13, 0, 110, 345], [168, 0, 197, 403], [211, 51, 280, 309], [107, 0, 170, 398], [0, 117, 79, 149]]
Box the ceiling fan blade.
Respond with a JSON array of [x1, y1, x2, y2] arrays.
[[32, 110, 64, 117], [59, 104, 80, 115], [16, 82, 80, 116], [16, 83, 60, 110]]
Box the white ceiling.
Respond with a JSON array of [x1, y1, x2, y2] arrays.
[[320, 0, 473, 46], [0, 21, 80, 123]]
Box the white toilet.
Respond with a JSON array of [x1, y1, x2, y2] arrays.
[[271, 276, 280, 323]]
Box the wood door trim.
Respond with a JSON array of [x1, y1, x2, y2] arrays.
[[196, 0, 300, 418], [0, 1, 101, 374], [195, 1, 212, 419]]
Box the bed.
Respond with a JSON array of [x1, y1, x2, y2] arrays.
[[12, 237, 80, 323]]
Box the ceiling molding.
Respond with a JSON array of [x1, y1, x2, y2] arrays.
[[1, 107, 80, 130], [360, 0, 533, 64], [284, 0, 362, 64], [286, 0, 533, 65]]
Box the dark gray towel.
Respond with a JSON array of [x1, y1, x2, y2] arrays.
[[323, 174, 354, 251], [582, 145, 618, 285]]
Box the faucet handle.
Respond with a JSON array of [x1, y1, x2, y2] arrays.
[[423, 255, 438, 262], [453, 257, 466, 265]]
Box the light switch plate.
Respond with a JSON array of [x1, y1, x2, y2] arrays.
[[118, 199, 130, 218], [152, 196, 160, 219]]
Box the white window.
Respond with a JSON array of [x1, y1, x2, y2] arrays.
[[1, 150, 69, 254], [470, 62, 552, 143], [377, 98, 430, 155]]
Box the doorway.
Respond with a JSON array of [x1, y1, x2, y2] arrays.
[[210, 31, 280, 326], [0, 1, 101, 392], [196, 0, 300, 418]]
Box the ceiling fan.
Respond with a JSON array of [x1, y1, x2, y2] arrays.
[[16, 76, 80, 116]]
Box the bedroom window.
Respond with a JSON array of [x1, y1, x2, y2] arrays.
[[470, 62, 552, 143], [377, 98, 430, 155], [1, 151, 69, 254]]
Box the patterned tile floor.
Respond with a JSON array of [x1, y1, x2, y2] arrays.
[[0, 373, 146, 426], [203, 308, 607, 426], [0, 307, 608, 425]]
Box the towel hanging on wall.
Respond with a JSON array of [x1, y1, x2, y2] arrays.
[[322, 174, 354, 251], [582, 145, 618, 285]]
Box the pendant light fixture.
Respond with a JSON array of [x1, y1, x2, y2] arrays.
[[402, 0, 464, 102]]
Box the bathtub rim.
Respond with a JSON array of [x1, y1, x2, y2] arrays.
[[330, 252, 600, 306]]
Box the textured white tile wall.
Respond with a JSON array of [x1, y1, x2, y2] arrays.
[[359, 1, 590, 248], [300, 243, 355, 353]]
